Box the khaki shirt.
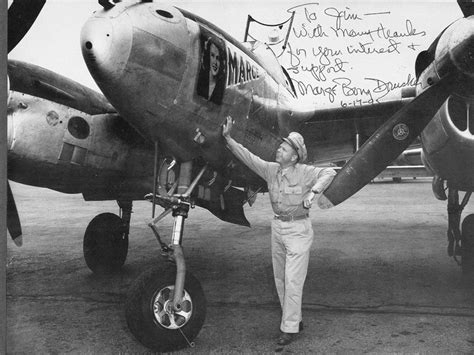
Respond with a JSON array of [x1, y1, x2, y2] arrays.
[[226, 137, 336, 217]]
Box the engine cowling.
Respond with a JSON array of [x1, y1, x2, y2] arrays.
[[416, 16, 474, 100], [421, 94, 474, 191]]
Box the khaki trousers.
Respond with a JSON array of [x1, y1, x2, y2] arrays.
[[271, 218, 314, 333]]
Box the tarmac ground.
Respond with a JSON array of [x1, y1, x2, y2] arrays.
[[6, 179, 474, 354]]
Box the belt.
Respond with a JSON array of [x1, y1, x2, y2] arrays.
[[274, 213, 309, 222]]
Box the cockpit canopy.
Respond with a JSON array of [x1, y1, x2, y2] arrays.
[[242, 40, 296, 96]]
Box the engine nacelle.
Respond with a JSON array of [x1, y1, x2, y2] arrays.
[[7, 90, 154, 195], [421, 94, 474, 190], [417, 16, 474, 99]]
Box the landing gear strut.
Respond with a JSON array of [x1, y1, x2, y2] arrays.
[[125, 161, 208, 352], [446, 188, 474, 276], [461, 214, 474, 277], [83, 200, 132, 273]]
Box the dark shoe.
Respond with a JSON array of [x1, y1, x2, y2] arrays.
[[277, 332, 296, 346]]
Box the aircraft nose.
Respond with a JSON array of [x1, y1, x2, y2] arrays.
[[80, 13, 132, 82], [80, 2, 190, 143]]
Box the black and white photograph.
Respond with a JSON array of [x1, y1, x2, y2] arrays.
[[4, 0, 474, 353]]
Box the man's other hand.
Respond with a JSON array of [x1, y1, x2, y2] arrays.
[[303, 191, 316, 209]]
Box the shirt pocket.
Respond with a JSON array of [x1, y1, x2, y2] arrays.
[[283, 185, 303, 206]]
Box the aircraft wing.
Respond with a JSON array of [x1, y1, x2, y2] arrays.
[[296, 97, 415, 165], [376, 165, 431, 179], [297, 97, 433, 180], [302, 97, 413, 125]]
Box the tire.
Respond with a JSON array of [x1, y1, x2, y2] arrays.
[[83, 213, 128, 273], [125, 265, 206, 352], [461, 214, 474, 278]]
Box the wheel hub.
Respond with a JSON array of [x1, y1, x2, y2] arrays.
[[152, 285, 193, 329]]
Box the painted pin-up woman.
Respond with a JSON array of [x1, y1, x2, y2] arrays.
[[197, 36, 226, 104]]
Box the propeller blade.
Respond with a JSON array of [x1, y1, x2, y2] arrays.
[[7, 181, 23, 246], [458, 0, 474, 17], [8, 0, 46, 53], [319, 75, 455, 208]]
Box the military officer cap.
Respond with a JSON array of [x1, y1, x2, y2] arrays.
[[283, 132, 307, 163]]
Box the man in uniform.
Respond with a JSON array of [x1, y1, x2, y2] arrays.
[[222, 116, 336, 345]]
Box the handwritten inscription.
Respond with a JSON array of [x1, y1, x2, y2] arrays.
[[279, 2, 426, 106]]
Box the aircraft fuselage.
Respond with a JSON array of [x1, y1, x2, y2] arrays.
[[80, 1, 300, 173]]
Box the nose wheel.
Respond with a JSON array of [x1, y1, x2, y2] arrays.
[[125, 160, 209, 351], [125, 265, 206, 352]]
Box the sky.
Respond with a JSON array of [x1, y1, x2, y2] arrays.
[[8, 0, 462, 107]]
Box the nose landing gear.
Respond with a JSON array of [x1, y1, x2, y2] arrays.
[[125, 161, 208, 352]]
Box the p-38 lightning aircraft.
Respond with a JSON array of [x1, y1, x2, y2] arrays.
[[6, 0, 474, 351]]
